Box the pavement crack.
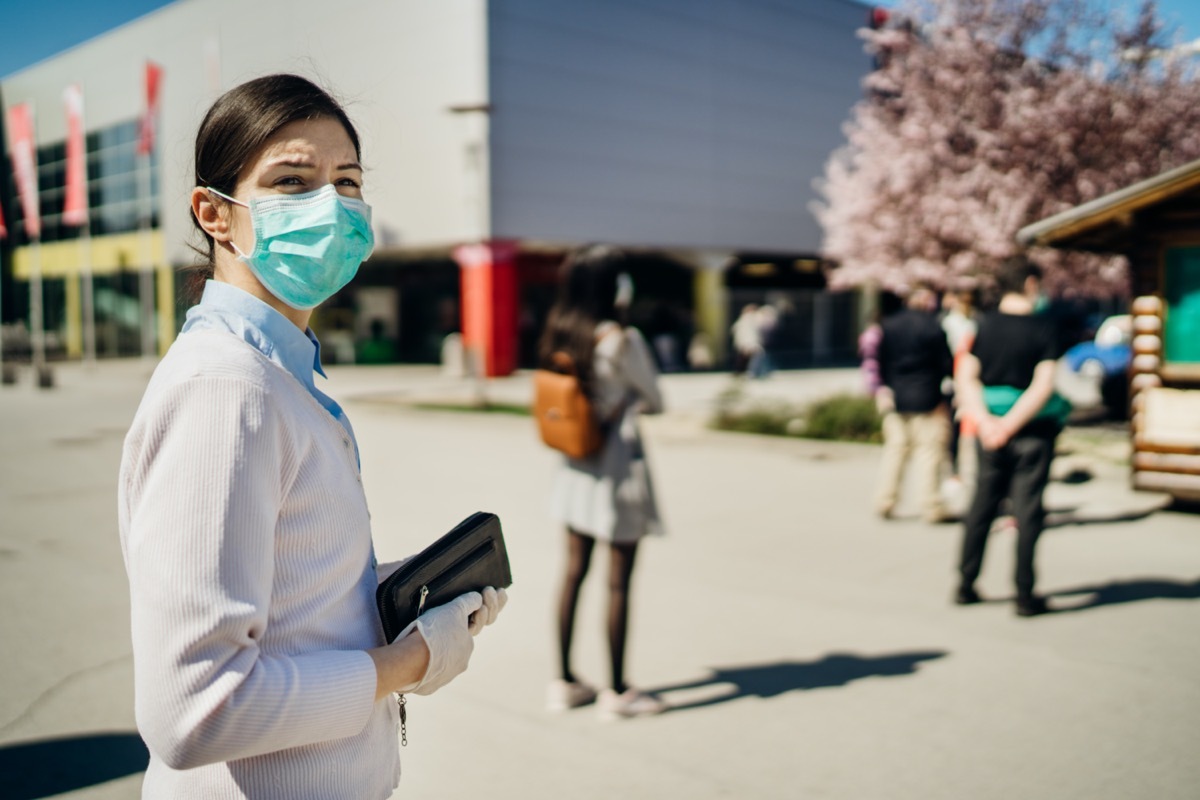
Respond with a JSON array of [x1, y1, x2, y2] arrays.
[[0, 653, 132, 736]]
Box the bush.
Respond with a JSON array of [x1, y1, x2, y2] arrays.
[[801, 393, 882, 443], [710, 388, 881, 444]]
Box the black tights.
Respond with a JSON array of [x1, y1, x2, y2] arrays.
[[557, 528, 639, 694]]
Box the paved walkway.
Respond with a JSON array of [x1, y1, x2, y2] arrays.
[[0, 361, 1196, 799]]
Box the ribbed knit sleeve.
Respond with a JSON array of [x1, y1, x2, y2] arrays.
[[597, 323, 672, 412], [119, 374, 378, 771]]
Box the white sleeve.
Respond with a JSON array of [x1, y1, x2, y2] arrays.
[[618, 327, 665, 414], [119, 376, 378, 770]]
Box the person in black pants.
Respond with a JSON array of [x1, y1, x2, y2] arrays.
[[954, 259, 1062, 617]]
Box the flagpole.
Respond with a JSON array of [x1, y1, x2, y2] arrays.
[[31, 237, 48, 385], [65, 83, 96, 367], [0, 244, 9, 385], [81, 225, 96, 365], [138, 149, 154, 361]]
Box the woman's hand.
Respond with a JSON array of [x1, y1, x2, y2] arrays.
[[408, 591, 484, 695], [468, 586, 508, 635], [368, 587, 508, 699]]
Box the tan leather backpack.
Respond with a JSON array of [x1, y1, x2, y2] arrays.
[[533, 351, 603, 459]]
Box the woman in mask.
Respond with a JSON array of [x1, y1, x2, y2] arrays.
[[539, 245, 667, 719], [117, 74, 506, 798]]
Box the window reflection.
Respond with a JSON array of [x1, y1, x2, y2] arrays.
[[6, 118, 159, 244]]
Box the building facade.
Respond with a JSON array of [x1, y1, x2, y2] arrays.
[[1, 0, 874, 372]]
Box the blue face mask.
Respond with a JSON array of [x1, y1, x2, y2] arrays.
[[208, 184, 375, 310]]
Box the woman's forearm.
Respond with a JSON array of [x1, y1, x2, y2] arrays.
[[367, 631, 431, 701]]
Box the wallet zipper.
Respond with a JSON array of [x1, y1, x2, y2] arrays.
[[416, 585, 430, 617]]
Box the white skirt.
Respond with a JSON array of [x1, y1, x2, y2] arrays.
[[548, 409, 663, 543]]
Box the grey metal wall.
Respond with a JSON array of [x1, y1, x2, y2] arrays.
[[487, 0, 870, 254]]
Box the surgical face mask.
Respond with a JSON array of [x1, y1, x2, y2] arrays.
[[208, 184, 374, 310]]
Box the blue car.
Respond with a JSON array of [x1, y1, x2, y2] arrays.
[[1064, 315, 1132, 380]]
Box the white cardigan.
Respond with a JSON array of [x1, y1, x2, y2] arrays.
[[118, 329, 400, 799]]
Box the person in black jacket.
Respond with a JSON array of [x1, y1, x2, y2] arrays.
[[953, 258, 1063, 617], [874, 285, 954, 523]]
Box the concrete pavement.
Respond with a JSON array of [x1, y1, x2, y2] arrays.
[[1, 360, 1197, 799]]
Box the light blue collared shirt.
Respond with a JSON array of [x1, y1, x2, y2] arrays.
[[181, 280, 358, 460]]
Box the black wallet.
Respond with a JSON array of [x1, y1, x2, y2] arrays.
[[376, 511, 513, 643]]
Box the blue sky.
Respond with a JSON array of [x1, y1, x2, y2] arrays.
[[1, 0, 1199, 79]]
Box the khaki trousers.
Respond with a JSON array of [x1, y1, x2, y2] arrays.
[[875, 408, 949, 520]]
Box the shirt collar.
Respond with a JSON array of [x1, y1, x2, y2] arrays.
[[182, 280, 328, 386]]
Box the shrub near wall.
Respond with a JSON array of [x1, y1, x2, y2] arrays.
[[711, 387, 882, 444]]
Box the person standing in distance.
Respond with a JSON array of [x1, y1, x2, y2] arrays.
[[540, 245, 668, 719], [954, 258, 1065, 616], [874, 285, 954, 523], [117, 74, 506, 798]]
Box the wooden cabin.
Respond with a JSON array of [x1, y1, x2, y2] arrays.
[[1018, 159, 1200, 501]]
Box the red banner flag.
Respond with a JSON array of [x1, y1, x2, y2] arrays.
[[136, 61, 163, 156], [6, 103, 41, 240], [63, 84, 88, 227]]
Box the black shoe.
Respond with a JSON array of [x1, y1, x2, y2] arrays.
[[1015, 595, 1049, 617], [955, 585, 982, 605]]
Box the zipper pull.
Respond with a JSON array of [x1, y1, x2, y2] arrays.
[[417, 585, 430, 617], [397, 693, 408, 747]]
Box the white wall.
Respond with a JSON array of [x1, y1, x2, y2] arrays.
[[1, 0, 491, 264], [487, 0, 870, 254]]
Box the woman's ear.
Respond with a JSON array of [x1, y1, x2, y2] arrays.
[[191, 187, 231, 242]]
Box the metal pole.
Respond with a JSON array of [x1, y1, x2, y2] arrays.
[[0, 244, 8, 384], [81, 224, 96, 365], [138, 150, 155, 360], [31, 237, 47, 382]]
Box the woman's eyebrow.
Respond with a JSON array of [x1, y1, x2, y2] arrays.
[[264, 158, 317, 169], [262, 157, 361, 171]]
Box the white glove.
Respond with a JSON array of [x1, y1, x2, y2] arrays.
[[468, 586, 508, 636], [406, 591, 482, 696]]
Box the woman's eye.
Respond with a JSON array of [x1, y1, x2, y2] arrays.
[[337, 177, 362, 188], [274, 176, 305, 187]]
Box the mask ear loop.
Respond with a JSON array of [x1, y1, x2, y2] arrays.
[[205, 186, 249, 208], [204, 187, 253, 259]]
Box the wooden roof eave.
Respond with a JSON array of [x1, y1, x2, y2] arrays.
[[1016, 158, 1200, 252]]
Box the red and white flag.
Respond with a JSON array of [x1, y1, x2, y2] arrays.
[[136, 61, 163, 156], [63, 84, 88, 227], [6, 102, 40, 240]]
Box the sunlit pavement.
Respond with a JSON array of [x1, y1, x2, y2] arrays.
[[1, 360, 1197, 799]]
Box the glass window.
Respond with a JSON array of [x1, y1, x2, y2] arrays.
[[5, 117, 160, 245]]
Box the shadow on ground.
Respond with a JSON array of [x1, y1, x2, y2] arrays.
[[1048, 577, 1200, 613], [650, 650, 947, 713], [0, 732, 148, 799], [1044, 504, 1166, 528]]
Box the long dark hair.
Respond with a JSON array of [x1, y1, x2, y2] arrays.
[[186, 74, 362, 301], [537, 245, 627, 396]]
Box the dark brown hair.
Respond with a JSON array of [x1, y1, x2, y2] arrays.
[[995, 255, 1042, 297], [185, 74, 362, 301], [537, 244, 626, 397]]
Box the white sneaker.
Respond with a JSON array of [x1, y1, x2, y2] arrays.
[[596, 688, 667, 720], [546, 679, 598, 712]]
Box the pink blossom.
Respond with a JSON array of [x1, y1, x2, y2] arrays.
[[814, 0, 1200, 297]]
